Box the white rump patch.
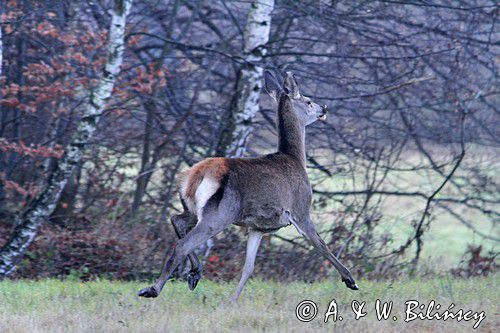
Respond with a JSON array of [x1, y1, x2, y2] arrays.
[[194, 177, 220, 218], [179, 174, 196, 214]]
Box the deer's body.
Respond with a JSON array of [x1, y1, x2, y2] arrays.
[[139, 71, 358, 301], [178, 93, 313, 231], [179, 152, 310, 232]]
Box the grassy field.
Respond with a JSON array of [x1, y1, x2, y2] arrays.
[[0, 276, 498, 332]]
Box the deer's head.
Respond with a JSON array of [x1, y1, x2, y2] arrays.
[[264, 70, 328, 126]]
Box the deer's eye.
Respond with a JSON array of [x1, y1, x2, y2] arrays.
[[307, 101, 312, 106]]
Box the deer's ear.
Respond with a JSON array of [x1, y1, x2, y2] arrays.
[[283, 71, 300, 99], [264, 70, 282, 103]]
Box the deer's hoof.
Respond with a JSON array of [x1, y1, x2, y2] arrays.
[[342, 277, 359, 290], [187, 270, 202, 291], [138, 286, 159, 298]]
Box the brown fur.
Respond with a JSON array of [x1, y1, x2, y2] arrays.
[[177, 158, 230, 201], [137, 70, 358, 301]]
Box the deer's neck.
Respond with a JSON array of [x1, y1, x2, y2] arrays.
[[277, 96, 306, 167]]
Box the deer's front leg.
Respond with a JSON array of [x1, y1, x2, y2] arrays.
[[293, 216, 358, 290]]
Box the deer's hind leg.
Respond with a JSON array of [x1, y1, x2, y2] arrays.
[[171, 211, 203, 290], [138, 187, 240, 298]]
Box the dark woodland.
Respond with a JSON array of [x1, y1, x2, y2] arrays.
[[0, 0, 498, 282]]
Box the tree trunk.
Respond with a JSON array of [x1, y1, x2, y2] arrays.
[[0, 0, 132, 278], [0, 11, 4, 213], [130, 0, 180, 213], [49, 161, 82, 226], [224, 0, 274, 157], [0, 8, 3, 78], [210, 0, 275, 266], [131, 99, 154, 213]]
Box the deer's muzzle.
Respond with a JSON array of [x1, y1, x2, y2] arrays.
[[318, 105, 328, 120]]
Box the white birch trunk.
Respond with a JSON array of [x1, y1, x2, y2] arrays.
[[226, 0, 274, 157], [0, 0, 131, 277]]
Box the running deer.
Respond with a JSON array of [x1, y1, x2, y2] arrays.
[[138, 70, 358, 301]]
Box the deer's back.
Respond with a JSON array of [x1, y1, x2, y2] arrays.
[[177, 153, 312, 230]]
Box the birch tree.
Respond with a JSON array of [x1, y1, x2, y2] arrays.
[[0, 0, 132, 278], [193, 0, 275, 263], [224, 0, 274, 157]]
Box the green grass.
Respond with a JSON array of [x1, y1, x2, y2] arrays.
[[0, 276, 498, 332]]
